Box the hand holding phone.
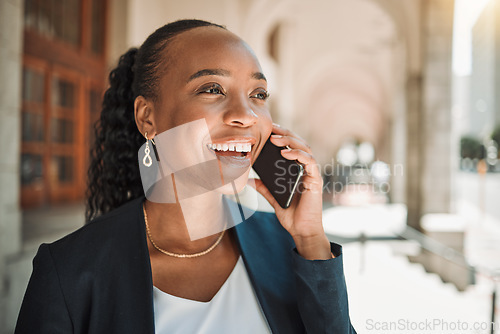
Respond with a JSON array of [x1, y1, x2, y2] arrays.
[[252, 135, 304, 208]]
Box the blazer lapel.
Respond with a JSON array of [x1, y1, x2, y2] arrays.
[[233, 211, 305, 334]]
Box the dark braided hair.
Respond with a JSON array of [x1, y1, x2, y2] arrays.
[[86, 19, 226, 222]]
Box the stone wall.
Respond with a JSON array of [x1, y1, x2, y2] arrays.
[[0, 0, 24, 332]]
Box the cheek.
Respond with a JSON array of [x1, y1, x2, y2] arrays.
[[157, 104, 220, 133], [259, 111, 273, 136], [179, 98, 225, 121], [251, 112, 273, 163], [152, 100, 183, 134]]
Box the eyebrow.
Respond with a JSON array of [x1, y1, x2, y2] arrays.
[[187, 69, 267, 82], [188, 69, 229, 82], [252, 72, 267, 82]]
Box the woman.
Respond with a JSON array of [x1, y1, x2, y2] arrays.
[[15, 19, 356, 334]]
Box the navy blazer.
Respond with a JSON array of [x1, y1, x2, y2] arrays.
[[15, 197, 356, 334]]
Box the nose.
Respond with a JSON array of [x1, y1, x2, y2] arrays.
[[223, 95, 258, 127]]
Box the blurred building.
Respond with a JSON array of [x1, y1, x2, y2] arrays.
[[0, 0, 465, 332], [470, 0, 500, 137]]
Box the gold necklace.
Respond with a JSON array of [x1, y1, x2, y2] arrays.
[[142, 202, 226, 258]]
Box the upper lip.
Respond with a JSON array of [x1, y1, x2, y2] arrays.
[[208, 136, 257, 146]]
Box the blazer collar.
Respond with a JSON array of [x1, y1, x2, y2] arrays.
[[233, 210, 304, 334]]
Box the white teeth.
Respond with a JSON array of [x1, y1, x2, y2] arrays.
[[208, 142, 252, 153]]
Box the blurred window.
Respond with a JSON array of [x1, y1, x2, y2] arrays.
[[52, 156, 75, 183], [24, 0, 81, 47], [21, 67, 45, 143], [88, 88, 102, 148], [21, 0, 107, 208], [90, 0, 106, 55], [21, 154, 43, 186], [53, 78, 76, 109], [22, 68, 45, 103]]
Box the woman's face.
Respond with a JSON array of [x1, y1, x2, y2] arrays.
[[150, 26, 273, 194]]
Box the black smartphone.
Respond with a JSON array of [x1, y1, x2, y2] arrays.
[[253, 135, 304, 208]]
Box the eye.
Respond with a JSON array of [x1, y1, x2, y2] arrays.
[[199, 83, 225, 96], [250, 89, 270, 101]]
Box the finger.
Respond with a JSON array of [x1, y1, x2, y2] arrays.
[[299, 174, 323, 193], [270, 134, 312, 154], [280, 149, 320, 179], [272, 123, 307, 143]]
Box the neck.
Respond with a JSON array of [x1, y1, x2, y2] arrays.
[[144, 192, 229, 254]]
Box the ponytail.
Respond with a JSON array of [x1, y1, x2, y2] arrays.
[[85, 48, 144, 222]]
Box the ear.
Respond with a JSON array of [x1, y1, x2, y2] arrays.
[[134, 96, 156, 139]]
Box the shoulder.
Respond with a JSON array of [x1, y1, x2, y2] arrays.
[[22, 197, 154, 331], [43, 196, 146, 267]]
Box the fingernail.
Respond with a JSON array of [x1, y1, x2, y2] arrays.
[[271, 134, 283, 138], [281, 148, 292, 153], [272, 123, 281, 127]]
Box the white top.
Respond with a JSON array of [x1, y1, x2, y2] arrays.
[[152, 256, 271, 334]]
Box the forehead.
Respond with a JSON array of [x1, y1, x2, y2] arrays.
[[164, 26, 262, 79]]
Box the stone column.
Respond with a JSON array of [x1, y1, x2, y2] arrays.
[[0, 0, 23, 332], [275, 21, 298, 130], [421, 0, 454, 215], [390, 62, 408, 205], [107, 0, 130, 68], [406, 0, 454, 230], [406, 73, 424, 230]]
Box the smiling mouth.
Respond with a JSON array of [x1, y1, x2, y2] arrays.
[[207, 143, 252, 158]]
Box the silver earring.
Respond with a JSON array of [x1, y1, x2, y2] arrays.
[[143, 132, 152, 167]]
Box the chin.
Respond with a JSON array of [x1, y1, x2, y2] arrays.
[[216, 168, 251, 195]]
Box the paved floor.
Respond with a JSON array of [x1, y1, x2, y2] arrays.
[[344, 241, 497, 334]]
